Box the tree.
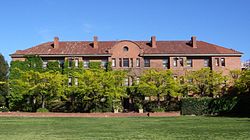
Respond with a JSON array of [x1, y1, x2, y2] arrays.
[[183, 68, 227, 97], [10, 69, 65, 110], [138, 69, 180, 108], [0, 54, 9, 107], [235, 70, 250, 94]]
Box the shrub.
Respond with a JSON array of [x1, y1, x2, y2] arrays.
[[0, 106, 9, 112], [181, 97, 213, 115], [36, 108, 49, 112], [209, 96, 238, 115]]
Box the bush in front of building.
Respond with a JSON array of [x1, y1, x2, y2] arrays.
[[36, 108, 49, 113]]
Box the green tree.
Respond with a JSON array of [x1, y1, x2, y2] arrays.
[[138, 69, 180, 108], [235, 70, 250, 94], [0, 54, 9, 107]]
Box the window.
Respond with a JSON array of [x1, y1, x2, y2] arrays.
[[163, 58, 169, 68], [68, 77, 72, 86], [119, 58, 122, 67], [136, 58, 140, 67], [101, 59, 108, 68], [187, 58, 193, 67], [179, 58, 184, 67], [123, 46, 129, 52], [215, 58, 220, 66], [221, 58, 225, 66], [83, 59, 89, 68], [75, 58, 79, 67], [136, 77, 140, 84], [123, 58, 129, 67], [130, 58, 133, 67], [173, 58, 178, 67], [42, 60, 48, 68], [112, 58, 116, 67], [124, 78, 129, 86], [75, 77, 78, 86], [144, 58, 150, 67], [204, 59, 210, 67], [68, 58, 73, 68], [59, 60, 64, 68]]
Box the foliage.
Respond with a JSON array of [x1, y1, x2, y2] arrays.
[[182, 68, 227, 97], [0, 54, 9, 107], [0, 106, 9, 112], [138, 69, 180, 108], [47, 61, 61, 72], [209, 96, 239, 115], [234, 70, 250, 94], [89, 62, 101, 69], [36, 108, 49, 112], [181, 97, 213, 115]]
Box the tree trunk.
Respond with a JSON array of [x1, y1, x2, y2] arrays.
[[157, 93, 160, 108], [41, 95, 45, 108]]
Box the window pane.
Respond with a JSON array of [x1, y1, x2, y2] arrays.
[[112, 58, 116, 67], [130, 58, 133, 67], [179, 58, 184, 67], [75, 78, 78, 86], [68, 77, 72, 86], [221, 58, 225, 66], [68, 58, 73, 68], [204, 59, 209, 67], [163, 58, 168, 68], [123, 46, 129, 52], [187, 59, 192, 67], [119, 58, 122, 67], [173, 58, 178, 67], [215, 58, 220, 66], [59, 60, 64, 68], [75, 58, 79, 67], [101, 59, 108, 68], [123, 58, 129, 67], [136, 58, 140, 67], [83, 59, 89, 68], [144, 58, 150, 67], [42, 60, 48, 69]]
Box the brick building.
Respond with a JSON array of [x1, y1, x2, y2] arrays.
[[10, 36, 242, 79]]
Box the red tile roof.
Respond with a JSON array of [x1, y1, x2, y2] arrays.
[[11, 40, 242, 57]]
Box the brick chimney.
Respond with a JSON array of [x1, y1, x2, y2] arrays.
[[151, 36, 157, 48], [53, 37, 59, 49], [93, 36, 98, 49], [191, 36, 197, 48]]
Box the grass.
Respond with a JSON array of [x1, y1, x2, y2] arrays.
[[0, 116, 249, 140]]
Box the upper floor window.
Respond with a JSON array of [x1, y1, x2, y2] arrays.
[[204, 59, 210, 67], [119, 58, 122, 67], [163, 58, 169, 68], [101, 59, 108, 68], [187, 58, 193, 67], [68, 58, 73, 68], [130, 58, 133, 67], [136, 58, 140, 67], [75, 58, 79, 67], [123, 46, 129, 52], [144, 58, 150, 67], [123, 58, 129, 67], [221, 58, 225, 66], [83, 59, 89, 68], [173, 58, 178, 67], [215, 58, 220, 66], [42, 60, 48, 69], [112, 58, 116, 67], [179, 58, 184, 67], [59, 60, 64, 68]]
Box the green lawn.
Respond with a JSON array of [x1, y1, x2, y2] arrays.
[[0, 116, 249, 140]]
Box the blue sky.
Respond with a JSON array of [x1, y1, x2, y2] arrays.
[[0, 0, 249, 62]]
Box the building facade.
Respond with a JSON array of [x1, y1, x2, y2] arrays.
[[11, 36, 242, 78]]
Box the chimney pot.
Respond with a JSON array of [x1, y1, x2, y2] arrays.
[[151, 36, 157, 48], [54, 37, 59, 49], [191, 36, 197, 48], [93, 36, 98, 49]]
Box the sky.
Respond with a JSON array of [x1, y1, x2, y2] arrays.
[[0, 0, 249, 63]]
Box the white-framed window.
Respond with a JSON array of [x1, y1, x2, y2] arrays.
[[83, 59, 89, 68], [215, 58, 220, 66], [124, 78, 129, 86], [75, 58, 79, 67], [68, 77, 72, 86], [42, 60, 48, 68], [75, 77, 78, 86], [187, 58, 193, 67], [204, 59, 209, 67], [123, 58, 129, 67], [136, 58, 140, 67], [173, 58, 178, 67], [112, 58, 116, 67], [68, 58, 73, 68], [221, 58, 225, 66], [144, 58, 150, 67], [163, 58, 169, 68]]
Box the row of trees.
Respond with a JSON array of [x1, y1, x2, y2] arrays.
[[0, 54, 249, 112]]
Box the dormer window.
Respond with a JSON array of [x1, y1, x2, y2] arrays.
[[123, 46, 129, 52]]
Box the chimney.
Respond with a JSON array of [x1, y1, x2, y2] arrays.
[[93, 36, 98, 49], [151, 36, 157, 48], [191, 36, 197, 48], [53, 37, 59, 49]]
